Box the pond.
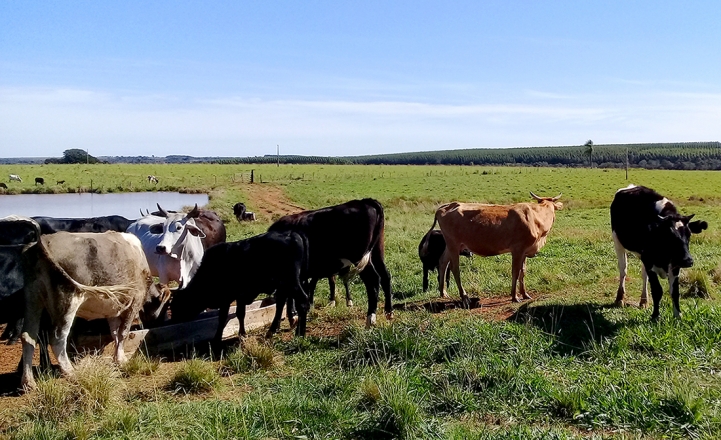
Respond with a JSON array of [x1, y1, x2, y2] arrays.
[[0, 192, 209, 219]]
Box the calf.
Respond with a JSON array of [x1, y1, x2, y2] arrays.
[[434, 193, 562, 304], [34, 177, 44, 186], [9, 174, 22, 183], [56, 180, 65, 185], [269, 198, 392, 327], [19, 223, 171, 390], [611, 185, 707, 320], [171, 231, 311, 342], [233, 203, 256, 221], [418, 229, 472, 292], [147, 175, 159, 184]]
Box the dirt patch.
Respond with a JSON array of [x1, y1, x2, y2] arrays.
[[239, 184, 305, 221]]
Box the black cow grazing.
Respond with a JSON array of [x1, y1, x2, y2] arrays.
[[32, 215, 135, 235], [611, 185, 708, 320], [34, 177, 44, 186], [56, 180, 65, 185], [171, 231, 311, 342], [418, 229, 472, 292], [0, 183, 7, 189], [268, 198, 392, 327]]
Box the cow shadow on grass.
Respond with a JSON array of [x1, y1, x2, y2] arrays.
[[393, 296, 483, 313], [510, 302, 621, 357]]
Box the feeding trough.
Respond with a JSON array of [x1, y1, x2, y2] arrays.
[[72, 300, 285, 358]]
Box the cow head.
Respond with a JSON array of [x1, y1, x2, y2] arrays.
[[530, 192, 563, 210], [153, 204, 205, 258], [649, 214, 707, 269], [139, 282, 173, 323]]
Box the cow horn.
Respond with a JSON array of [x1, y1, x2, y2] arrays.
[[156, 204, 169, 218], [551, 193, 562, 201], [529, 191, 543, 201], [186, 204, 200, 219], [140, 208, 145, 217]]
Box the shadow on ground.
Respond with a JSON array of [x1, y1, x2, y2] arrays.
[[510, 302, 620, 356]]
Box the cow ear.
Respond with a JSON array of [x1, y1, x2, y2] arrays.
[[187, 224, 206, 238], [689, 220, 708, 234]]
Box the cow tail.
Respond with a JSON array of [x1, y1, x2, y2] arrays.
[[23, 218, 136, 310], [369, 199, 386, 259], [420, 216, 439, 256]]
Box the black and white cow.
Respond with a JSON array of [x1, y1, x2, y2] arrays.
[[611, 184, 708, 320], [269, 198, 392, 327]]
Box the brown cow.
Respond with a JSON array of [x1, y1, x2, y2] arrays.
[[431, 192, 562, 304]]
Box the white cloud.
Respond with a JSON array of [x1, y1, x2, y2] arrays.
[[0, 86, 719, 157]]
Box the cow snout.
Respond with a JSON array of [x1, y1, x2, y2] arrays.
[[680, 256, 694, 268], [156, 245, 168, 255]]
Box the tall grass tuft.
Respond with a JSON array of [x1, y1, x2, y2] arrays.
[[169, 358, 221, 394], [73, 355, 124, 412], [682, 268, 712, 299], [26, 375, 77, 423], [121, 353, 160, 377], [224, 338, 281, 374], [356, 368, 437, 440]]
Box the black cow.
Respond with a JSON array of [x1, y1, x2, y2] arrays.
[[34, 177, 44, 186], [0, 183, 7, 189], [611, 185, 708, 320], [268, 198, 392, 327], [170, 231, 311, 342], [32, 215, 134, 235], [418, 229, 472, 292]]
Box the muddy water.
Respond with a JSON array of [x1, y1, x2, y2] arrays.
[[0, 192, 209, 219]]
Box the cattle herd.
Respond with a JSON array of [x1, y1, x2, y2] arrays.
[[0, 184, 708, 392]]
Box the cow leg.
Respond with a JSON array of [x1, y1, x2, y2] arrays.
[[613, 233, 627, 307], [267, 291, 287, 338], [359, 265, 381, 327], [445, 264, 452, 289], [422, 265, 430, 292], [306, 278, 319, 307], [510, 253, 525, 302], [669, 267, 681, 319], [438, 249, 451, 298], [213, 303, 231, 344], [286, 296, 298, 329], [519, 257, 531, 300], [639, 265, 649, 308], [646, 267, 664, 321], [237, 303, 247, 338], [344, 275, 353, 307], [107, 315, 131, 365], [447, 251, 468, 307], [328, 275, 337, 307], [49, 300, 82, 378], [20, 298, 43, 391], [371, 245, 393, 320], [293, 287, 310, 337]]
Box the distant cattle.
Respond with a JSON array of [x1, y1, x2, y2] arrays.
[[18, 220, 171, 390], [56, 180, 65, 185], [269, 198, 392, 327], [0, 183, 7, 189], [171, 230, 311, 342], [418, 229, 472, 292], [34, 177, 44, 186], [611, 185, 707, 320], [147, 175, 159, 184], [126, 204, 206, 287], [33, 215, 134, 235], [233, 203, 256, 222], [9, 175, 21, 182], [434, 193, 562, 305]]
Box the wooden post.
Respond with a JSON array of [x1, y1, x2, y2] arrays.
[[250, 170, 254, 184], [625, 148, 629, 180]]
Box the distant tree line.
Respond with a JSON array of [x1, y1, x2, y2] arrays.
[[211, 142, 721, 170]]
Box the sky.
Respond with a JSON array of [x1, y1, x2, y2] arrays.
[[1, 1, 720, 158]]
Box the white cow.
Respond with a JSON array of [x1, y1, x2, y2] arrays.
[[9, 174, 22, 182], [126, 204, 206, 287]]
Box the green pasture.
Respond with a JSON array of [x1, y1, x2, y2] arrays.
[[2, 164, 721, 439]]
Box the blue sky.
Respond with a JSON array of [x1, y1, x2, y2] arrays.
[[1, 1, 720, 157]]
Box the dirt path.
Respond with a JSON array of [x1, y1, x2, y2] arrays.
[[239, 184, 305, 221]]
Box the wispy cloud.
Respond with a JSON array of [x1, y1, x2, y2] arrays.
[[0, 86, 719, 157]]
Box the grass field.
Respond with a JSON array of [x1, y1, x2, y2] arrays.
[[1, 164, 721, 439]]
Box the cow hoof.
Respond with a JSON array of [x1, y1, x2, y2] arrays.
[[638, 300, 648, 309], [614, 300, 625, 308], [461, 297, 471, 309], [21, 379, 36, 393], [522, 293, 532, 300], [288, 316, 298, 329], [511, 296, 520, 303], [385, 311, 394, 320], [440, 292, 449, 299], [366, 314, 377, 328], [347, 300, 353, 307], [264, 330, 275, 339], [328, 300, 336, 308]]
